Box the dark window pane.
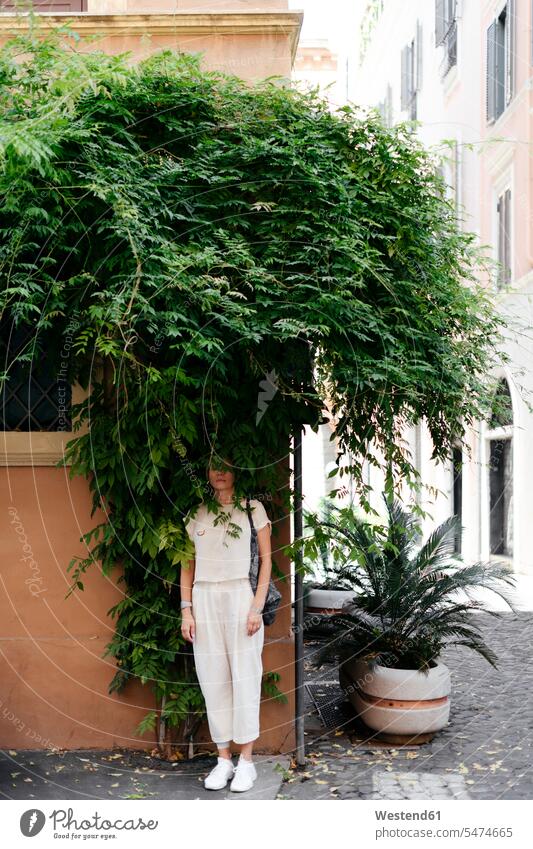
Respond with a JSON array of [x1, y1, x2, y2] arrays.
[[0, 318, 72, 432], [490, 378, 513, 428], [452, 444, 462, 554], [489, 438, 513, 557]]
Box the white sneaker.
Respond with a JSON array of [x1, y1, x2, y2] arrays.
[[204, 756, 235, 790], [229, 755, 258, 792]]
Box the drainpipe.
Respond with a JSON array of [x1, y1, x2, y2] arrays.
[[478, 419, 484, 561], [293, 424, 306, 765]]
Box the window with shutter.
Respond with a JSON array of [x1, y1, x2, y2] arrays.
[[447, 16, 457, 70], [409, 37, 417, 119], [435, 1, 456, 43], [486, 20, 496, 121], [436, 0, 457, 77], [495, 9, 506, 118], [486, 3, 515, 123], [416, 20, 423, 91], [496, 187, 512, 290], [400, 44, 409, 111], [503, 187, 511, 286], [0, 0, 86, 10], [408, 38, 414, 98], [435, 0, 447, 46], [400, 30, 420, 121], [505, 0, 515, 104]]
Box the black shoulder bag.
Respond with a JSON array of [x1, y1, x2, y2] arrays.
[[245, 495, 282, 626]]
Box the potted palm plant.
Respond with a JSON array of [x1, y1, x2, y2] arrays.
[[299, 496, 517, 739], [302, 497, 359, 615]]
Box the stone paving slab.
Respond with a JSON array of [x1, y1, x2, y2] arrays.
[[372, 770, 471, 800], [0, 748, 290, 801]]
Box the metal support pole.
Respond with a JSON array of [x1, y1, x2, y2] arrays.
[[293, 424, 306, 765]]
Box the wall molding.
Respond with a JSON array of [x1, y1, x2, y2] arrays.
[[0, 11, 304, 63]]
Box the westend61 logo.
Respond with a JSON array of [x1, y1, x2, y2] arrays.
[[19, 807, 159, 838]]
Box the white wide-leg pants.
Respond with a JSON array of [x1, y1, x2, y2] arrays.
[[192, 577, 265, 745]]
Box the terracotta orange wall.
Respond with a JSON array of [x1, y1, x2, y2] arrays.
[[0, 463, 295, 753], [0, 467, 155, 751]]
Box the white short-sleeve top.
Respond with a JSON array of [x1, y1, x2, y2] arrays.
[[185, 498, 272, 582]]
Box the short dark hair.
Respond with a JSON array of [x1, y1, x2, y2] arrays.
[[206, 454, 233, 475]]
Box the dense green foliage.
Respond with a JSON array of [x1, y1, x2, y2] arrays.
[[0, 23, 506, 746]]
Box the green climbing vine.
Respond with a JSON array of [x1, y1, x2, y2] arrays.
[[0, 20, 507, 755]]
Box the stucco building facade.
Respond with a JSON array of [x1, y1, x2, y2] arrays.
[[353, 0, 533, 576]]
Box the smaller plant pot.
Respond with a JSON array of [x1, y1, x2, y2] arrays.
[[339, 657, 451, 736], [305, 587, 355, 615]]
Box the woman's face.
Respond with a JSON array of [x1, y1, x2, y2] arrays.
[[208, 457, 235, 493]]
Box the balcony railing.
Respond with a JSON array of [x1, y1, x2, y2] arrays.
[[440, 17, 457, 78]]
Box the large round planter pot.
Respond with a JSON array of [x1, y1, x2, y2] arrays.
[[305, 587, 355, 615], [339, 657, 451, 736]]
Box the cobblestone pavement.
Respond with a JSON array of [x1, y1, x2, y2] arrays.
[[0, 748, 289, 800], [276, 612, 533, 800]]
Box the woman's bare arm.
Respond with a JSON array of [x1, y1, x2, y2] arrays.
[[180, 557, 196, 642], [180, 557, 195, 602]]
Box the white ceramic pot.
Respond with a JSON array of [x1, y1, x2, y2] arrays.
[[339, 657, 451, 735], [305, 587, 355, 614]]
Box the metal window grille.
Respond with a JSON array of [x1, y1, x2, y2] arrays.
[[436, 0, 458, 78], [435, 0, 456, 46], [0, 319, 72, 432]]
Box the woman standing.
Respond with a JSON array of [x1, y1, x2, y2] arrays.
[[180, 457, 273, 792]]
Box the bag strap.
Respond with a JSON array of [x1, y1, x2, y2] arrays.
[[245, 495, 255, 530]]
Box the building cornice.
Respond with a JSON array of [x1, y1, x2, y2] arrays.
[[0, 11, 304, 63]]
